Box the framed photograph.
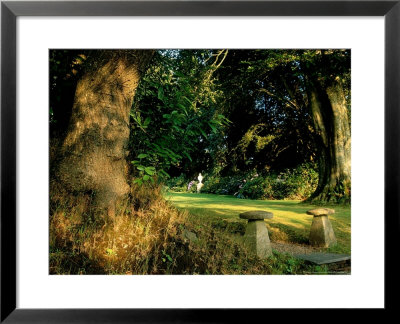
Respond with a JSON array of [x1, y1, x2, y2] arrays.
[[1, 0, 398, 321]]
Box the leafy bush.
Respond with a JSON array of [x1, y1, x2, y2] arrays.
[[165, 174, 187, 192], [215, 174, 245, 195], [270, 164, 318, 200], [200, 174, 221, 193], [165, 164, 318, 200], [237, 176, 266, 199], [202, 164, 318, 200], [201, 172, 250, 196], [187, 180, 198, 193], [164, 174, 201, 193]]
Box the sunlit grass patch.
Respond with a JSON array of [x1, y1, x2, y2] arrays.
[[166, 192, 351, 254]]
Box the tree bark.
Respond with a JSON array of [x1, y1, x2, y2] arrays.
[[52, 50, 154, 218], [308, 78, 351, 203]]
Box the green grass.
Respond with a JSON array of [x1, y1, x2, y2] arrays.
[[165, 192, 351, 254]]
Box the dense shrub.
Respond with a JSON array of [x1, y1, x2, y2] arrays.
[[276, 164, 319, 199], [165, 174, 201, 193], [165, 174, 188, 192], [200, 174, 220, 193], [204, 165, 318, 200], [237, 164, 318, 200], [237, 176, 266, 199], [186, 180, 198, 193], [201, 172, 252, 196], [165, 164, 318, 200]]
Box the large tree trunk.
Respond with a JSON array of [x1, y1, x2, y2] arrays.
[[308, 78, 351, 203], [52, 50, 154, 219]]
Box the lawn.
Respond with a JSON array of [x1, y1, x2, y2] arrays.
[[165, 192, 351, 254]]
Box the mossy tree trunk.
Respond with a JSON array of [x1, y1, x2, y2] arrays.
[[52, 50, 154, 218], [307, 77, 351, 203]]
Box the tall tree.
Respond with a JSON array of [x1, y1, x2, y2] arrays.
[[216, 49, 351, 202], [305, 50, 351, 202], [256, 49, 351, 202], [51, 50, 154, 218], [213, 50, 316, 175]]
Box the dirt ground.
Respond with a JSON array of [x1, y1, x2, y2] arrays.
[[271, 241, 319, 255]]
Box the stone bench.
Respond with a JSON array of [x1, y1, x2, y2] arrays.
[[239, 210, 273, 258], [307, 208, 337, 248]]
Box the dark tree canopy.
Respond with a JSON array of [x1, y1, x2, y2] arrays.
[[50, 49, 351, 205]]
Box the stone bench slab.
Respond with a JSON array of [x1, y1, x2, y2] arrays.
[[295, 253, 351, 265], [306, 208, 335, 216], [239, 210, 273, 220]]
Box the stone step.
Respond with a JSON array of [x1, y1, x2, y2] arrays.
[[294, 253, 351, 265]]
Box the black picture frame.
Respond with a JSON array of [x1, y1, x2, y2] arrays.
[[1, 0, 398, 322]]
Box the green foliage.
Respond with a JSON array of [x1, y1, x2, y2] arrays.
[[165, 174, 187, 192], [201, 172, 247, 196], [164, 175, 200, 193], [196, 164, 318, 200], [200, 174, 220, 193], [50, 49, 350, 203], [268, 164, 319, 200], [236, 124, 276, 154], [268, 252, 306, 274], [131, 154, 156, 185], [129, 50, 229, 182], [212, 49, 321, 175], [187, 181, 198, 193], [49, 49, 352, 275], [237, 176, 266, 199]]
